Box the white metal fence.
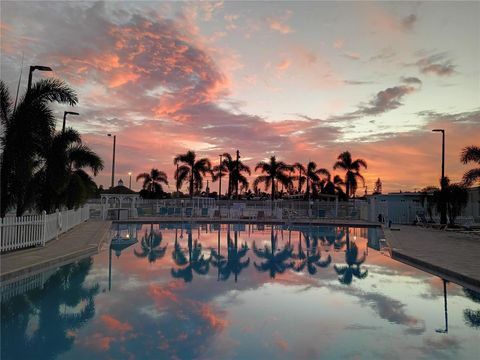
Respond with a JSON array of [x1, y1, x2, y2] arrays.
[[0, 205, 90, 252]]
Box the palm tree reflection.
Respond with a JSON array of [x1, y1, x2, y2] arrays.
[[293, 232, 331, 275], [333, 241, 368, 285], [463, 288, 480, 329], [134, 224, 168, 263], [1, 259, 99, 359], [253, 227, 293, 278], [210, 225, 250, 282], [171, 226, 210, 282]]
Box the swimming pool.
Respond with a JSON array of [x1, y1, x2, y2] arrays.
[[1, 223, 479, 359]]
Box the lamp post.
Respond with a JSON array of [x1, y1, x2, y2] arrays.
[[27, 65, 52, 91], [218, 154, 223, 200], [107, 134, 116, 188], [128, 172, 132, 189], [236, 149, 240, 199], [62, 111, 79, 133], [432, 129, 447, 224]]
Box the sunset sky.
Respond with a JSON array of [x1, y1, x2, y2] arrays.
[[1, 1, 479, 193]]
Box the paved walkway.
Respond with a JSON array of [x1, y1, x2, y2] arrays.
[[384, 225, 480, 291], [0, 220, 111, 283]]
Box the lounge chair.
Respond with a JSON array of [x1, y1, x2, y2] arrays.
[[416, 214, 431, 228]]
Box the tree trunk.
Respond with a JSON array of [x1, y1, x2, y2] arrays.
[[189, 171, 194, 198]]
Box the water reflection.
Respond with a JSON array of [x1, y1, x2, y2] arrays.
[[1, 259, 98, 360], [463, 288, 480, 328], [253, 227, 294, 278], [333, 240, 368, 285], [171, 226, 210, 282], [134, 223, 168, 263], [292, 232, 332, 275], [210, 224, 250, 282]]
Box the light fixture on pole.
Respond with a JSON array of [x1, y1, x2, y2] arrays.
[[27, 65, 53, 91], [128, 172, 132, 189], [218, 154, 223, 200], [107, 134, 116, 188], [432, 129, 447, 224], [62, 111, 79, 133]]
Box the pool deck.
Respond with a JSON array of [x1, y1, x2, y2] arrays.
[[0, 220, 111, 284], [384, 225, 480, 292]]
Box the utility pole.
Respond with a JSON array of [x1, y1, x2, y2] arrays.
[[236, 149, 240, 199]]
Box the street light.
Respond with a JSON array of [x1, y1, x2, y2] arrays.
[[62, 111, 79, 133], [432, 129, 447, 224], [128, 172, 132, 189], [218, 154, 223, 200], [27, 65, 53, 91], [107, 134, 116, 188]]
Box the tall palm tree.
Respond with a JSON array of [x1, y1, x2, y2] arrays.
[[254, 156, 293, 201], [213, 152, 251, 199], [322, 173, 347, 200], [253, 227, 293, 278], [35, 128, 103, 212], [333, 242, 368, 285], [174, 150, 212, 198], [136, 168, 168, 195], [293, 163, 307, 193], [294, 161, 329, 198], [460, 145, 480, 186], [1, 79, 78, 216], [333, 151, 367, 198], [134, 224, 168, 263]]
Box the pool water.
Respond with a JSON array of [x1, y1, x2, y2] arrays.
[[1, 223, 479, 359]]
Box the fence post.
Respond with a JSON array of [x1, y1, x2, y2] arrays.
[[56, 209, 61, 239], [42, 210, 47, 246]]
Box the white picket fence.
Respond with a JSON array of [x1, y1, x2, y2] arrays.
[[0, 205, 90, 252]]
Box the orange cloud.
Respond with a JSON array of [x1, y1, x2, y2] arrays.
[[101, 314, 133, 333]]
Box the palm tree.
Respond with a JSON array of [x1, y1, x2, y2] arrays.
[[171, 228, 210, 282], [254, 156, 293, 202], [1, 79, 78, 216], [322, 173, 347, 200], [174, 150, 212, 198], [136, 168, 168, 196], [213, 152, 251, 199], [293, 163, 307, 193], [134, 224, 168, 263], [333, 151, 367, 198], [35, 128, 103, 212], [430, 177, 469, 226], [460, 146, 480, 186], [253, 227, 293, 278], [333, 242, 368, 285], [294, 162, 329, 199]]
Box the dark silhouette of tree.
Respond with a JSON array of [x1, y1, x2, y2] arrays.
[[334, 242, 368, 285], [174, 150, 212, 198], [254, 156, 293, 202], [134, 224, 168, 263], [1, 79, 78, 216], [293, 162, 307, 193], [431, 177, 468, 225], [460, 145, 480, 186], [36, 128, 103, 212], [212, 152, 251, 199], [136, 168, 168, 197], [333, 151, 367, 198], [171, 228, 210, 282], [373, 178, 382, 194], [253, 227, 293, 278], [293, 162, 329, 199], [322, 173, 347, 200]]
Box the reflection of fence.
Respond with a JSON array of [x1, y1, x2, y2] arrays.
[[0, 268, 57, 302], [0, 206, 89, 252]]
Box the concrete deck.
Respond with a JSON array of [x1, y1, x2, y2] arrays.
[[0, 220, 111, 284], [119, 217, 379, 227], [384, 225, 480, 291]]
